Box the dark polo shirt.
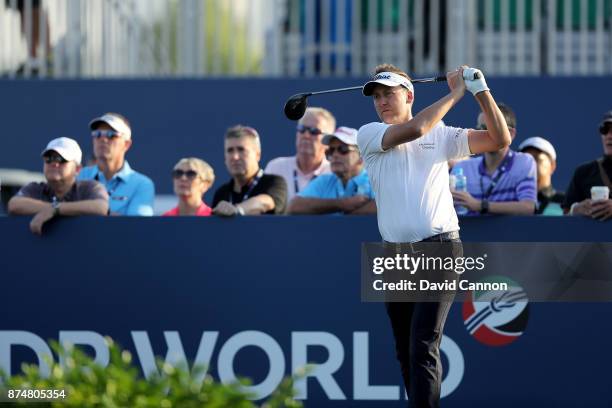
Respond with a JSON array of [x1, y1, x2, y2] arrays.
[[17, 180, 109, 203], [563, 156, 612, 209], [212, 173, 287, 214]]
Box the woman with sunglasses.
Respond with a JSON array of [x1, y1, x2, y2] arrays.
[[163, 158, 215, 217]]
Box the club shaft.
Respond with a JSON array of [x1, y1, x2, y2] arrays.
[[308, 76, 447, 97]]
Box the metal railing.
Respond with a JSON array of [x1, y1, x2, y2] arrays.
[[1, 0, 610, 78]]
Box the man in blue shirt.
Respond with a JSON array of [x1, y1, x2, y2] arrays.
[[78, 113, 155, 216], [288, 126, 376, 215]]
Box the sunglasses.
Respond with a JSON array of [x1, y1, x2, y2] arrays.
[[600, 124, 611, 135], [325, 145, 357, 158], [297, 124, 323, 136], [92, 129, 121, 139], [172, 169, 199, 180], [43, 154, 68, 164]]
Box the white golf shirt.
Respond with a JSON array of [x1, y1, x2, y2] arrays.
[[357, 121, 471, 243]]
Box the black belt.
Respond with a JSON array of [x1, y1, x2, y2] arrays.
[[419, 231, 460, 242]]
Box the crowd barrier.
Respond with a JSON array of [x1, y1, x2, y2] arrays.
[[1, 77, 611, 196], [1, 215, 611, 406]]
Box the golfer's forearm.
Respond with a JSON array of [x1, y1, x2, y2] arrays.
[[7, 197, 50, 215], [288, 197, 342, 214], [239, 195, 275, 215], [57, 200, 109, 216], [382, 90, 463, 150], [476, 92, 511, 149], [489, 200, 535, 215]]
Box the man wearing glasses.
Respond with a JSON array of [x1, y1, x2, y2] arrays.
[[265, 107, 335, 203], [8, 137, 108, 235], [288, 127, 375, 215], [451, 103, 537, 216], [78, 113, 155, 216]]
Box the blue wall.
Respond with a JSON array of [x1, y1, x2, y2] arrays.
[[1, 77, 611, 197], [1, 216, 612, 406]]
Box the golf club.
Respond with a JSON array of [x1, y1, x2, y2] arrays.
[[283, 72, 481, 120]]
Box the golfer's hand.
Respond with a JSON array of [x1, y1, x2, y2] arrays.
[[446, 66, 466, 96], [451, 191, 481, 212], [29, 205, 55, 235], [591, 199, 612, 221], [571, 199, 593, 216], [340, 195, 370, 213], [463, 67, 490, 96], [213, 200, 239, 217]]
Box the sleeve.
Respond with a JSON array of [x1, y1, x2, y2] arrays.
[[264, 158, 280, 175], [563, 165, 587, 209], [357, 122, 390, 158], [298, 176, 327, 198], [15, 182, 42, 199], [212, 186, 225, 207], [79, 181, 109, 201], [259, 175, 287, 214], [440, 125, 471, 160], [515, 155, 538, 202], [126, 177, 155, 216]]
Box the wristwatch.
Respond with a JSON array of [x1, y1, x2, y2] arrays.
[[480, 199, 489, 215], [52, 200, 61, 217]]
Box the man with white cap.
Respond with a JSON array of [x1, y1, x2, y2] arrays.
[[519, 136, 565, 215], [288, 126, 375, 215], [358, 63, 510, 408], [78, 112, 155, 216], [8, 137, 109, 235]]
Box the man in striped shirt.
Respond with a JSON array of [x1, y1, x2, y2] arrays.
[[452, 103, 537, 215]]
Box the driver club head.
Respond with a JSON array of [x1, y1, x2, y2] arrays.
[[284, 93, 310, 120]]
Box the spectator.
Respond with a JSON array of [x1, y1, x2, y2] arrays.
[[78, 113, 155, 216], [212, 125, 287, 216], [7, 137, 108, 235], [452, 103, 537, 215], [564, 111, 612, 220], [163, 158, 215, 217], [288, 127, 375, 215], [518, 136, 565, 215], [265, 107, 335, 202]]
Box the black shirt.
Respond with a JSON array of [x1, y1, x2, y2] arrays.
[[536, 186, 565, 215], [563, 156, 612, 209], [212, 173, 287, 214]]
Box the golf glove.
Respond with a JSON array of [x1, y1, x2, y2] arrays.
[[463, 67, 489, 96]]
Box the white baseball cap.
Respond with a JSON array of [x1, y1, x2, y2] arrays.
[[322, 126, 359, 146], [41, 137, 83, 164], [362, 71, 414, 96], [89, 113, 132, 140], [518, 136, 557, 162]]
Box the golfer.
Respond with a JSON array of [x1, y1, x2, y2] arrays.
[[357, 64, 510, 407]]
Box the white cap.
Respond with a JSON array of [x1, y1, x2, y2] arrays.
[[362, 72, 414, 96], [518, 136, 557, 161], [322, 126, 359, 146], [89, 113, 132, 140], [41, 137, 83, 164]]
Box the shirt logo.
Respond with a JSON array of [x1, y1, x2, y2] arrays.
[[418, 142, 436, 150]]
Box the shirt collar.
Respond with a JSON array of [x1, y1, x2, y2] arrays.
[[42, 182, 78, 202], [478, 150, 515, 177], [294, 156, 329, 177], [94, 161, 133, 182]]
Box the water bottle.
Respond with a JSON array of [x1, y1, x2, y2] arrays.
[[453, 168, 468, 215]]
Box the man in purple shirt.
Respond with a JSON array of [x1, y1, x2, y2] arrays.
[[452, 103, 537, 215]]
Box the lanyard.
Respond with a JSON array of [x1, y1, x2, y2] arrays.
[[230, 169, 264, 204], [479, 154, 511, 200], [293, 169, 317, 193]]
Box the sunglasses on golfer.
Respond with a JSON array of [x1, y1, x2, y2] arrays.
[[297, 124, 323, 136], [325, 144, 357, 158], [43, 154, 68, 164], [92, 129, 122, 139], [172, 169, 199, 180]]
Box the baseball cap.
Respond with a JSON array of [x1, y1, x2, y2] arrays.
[[41, 137, 83, 164], [598, 110, 612, 134], [89, 113, 132, 140], [362, 71, 414, 96], [322, 126, 359, 146], [518, 136, 557, 162]]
